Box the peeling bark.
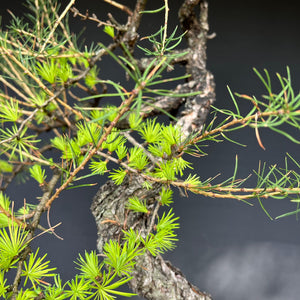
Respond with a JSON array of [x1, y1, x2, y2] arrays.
[[91, 0, 215, 299]]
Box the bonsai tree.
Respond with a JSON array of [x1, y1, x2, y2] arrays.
[[0, 0, 299, 299]]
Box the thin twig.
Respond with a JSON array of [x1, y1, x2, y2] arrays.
[[161, 0, 169, 54], [122, 131, 159, 165], [49, 0, 75, 49], [70, 7, 118, 28], [11, 170, 62, 299], [0, 204, 26, 228], [45, 57, 167, 208], [188, 109, 300, 148], [103, 0, 133, 16], [147, 201, 160, 236], [40, 0, 76, 53]]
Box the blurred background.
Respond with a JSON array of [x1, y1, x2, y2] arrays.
[[1, 1, 300, 299]]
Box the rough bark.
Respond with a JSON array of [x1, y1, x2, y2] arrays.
[[91, 176, 212, 300], [91, 0, 215, 299]]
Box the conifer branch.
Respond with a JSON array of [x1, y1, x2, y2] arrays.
[[0, 0, 299, 299]]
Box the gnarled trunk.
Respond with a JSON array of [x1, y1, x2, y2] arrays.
[[91, 1, 215, 299]]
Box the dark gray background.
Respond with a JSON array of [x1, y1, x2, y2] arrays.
[[1, 1, 300, 299]]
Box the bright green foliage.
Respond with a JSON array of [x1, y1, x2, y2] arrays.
[[108, 168, 127, 185], [1, 0, 300, 298], [30, 93, 57, 124], [75, 251, 135, 299], [65, 275, 92, 300], [103, 25, 115, 38], [0, 272, 9, 298], [128, 112, 143, 130], [160, 123, 181, 146], [57, 60, 74, 84], [103, 240, 142, 276], [29, 165, 47, 184], [154, 209, 179, 252], [138, 122, 183, 159], [140, 234, 159, 256], [46, 55, 75, 85], [0, 125, 39, 161], [156, 209, 179, 232], [115, 143, 127, 161], [138, 118, 162, 143], [76, 251, 101, 281], [89, 160, 108, 175], [0, 99, 22, 122], [51, 136, 68, 153], [0, 245, 141, 298], [22, 248, 57, 288], [153, 230, 178, 253], [0, 193, 35, 228], [51, 136, 81, 160], [184, 174, 202, 188], [128, 147, 149, 171], [173, 157, 193, 176], [85, 66, 100, 89], [126, 196, 148, 213], [0, 160, 13, 173], [135, 209, 179, 256], [36, 60, 59, 84], [148, 141, 171, 158], [30, 92, 49, 107], [102, 131, 125, 153], [122, 229, 141, 250], [122, 208, 180, 256], [0, 225, 28, 271], [77, 122, 102, 146], [90, 109, 108, 125], [159, 186, 173, 206], [154, 161, 177, 181], [14, 288, 37, 300], [0, 193, 12, 228], [42, 275, 66, 300], [90, 271, 135, 299]]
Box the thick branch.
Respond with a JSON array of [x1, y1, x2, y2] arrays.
[[176, 0, 214, 135], [91, 176, 212, 300], [91, 1, 215, 299], [11, 170, 61, 299], [122, 0, 148, 51]]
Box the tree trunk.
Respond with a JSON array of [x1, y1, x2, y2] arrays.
[[91, 0, 215, 299]]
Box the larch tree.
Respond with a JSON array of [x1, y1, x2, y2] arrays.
[[0, 0, 300, 299]]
